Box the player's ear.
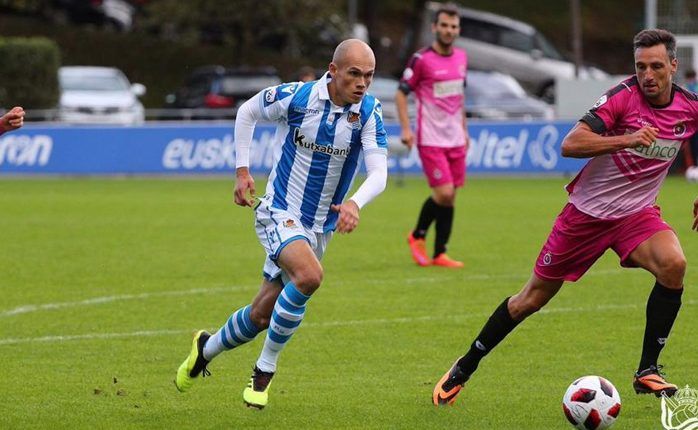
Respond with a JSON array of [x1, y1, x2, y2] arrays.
[[329, 62, 338, 79]]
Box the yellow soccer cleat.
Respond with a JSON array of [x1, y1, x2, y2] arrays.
[[242, 366, 275, 409], [175, 330, 211, 392]]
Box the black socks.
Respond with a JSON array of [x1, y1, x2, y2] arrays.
[[457, 297, 520, 376], [638, 282, 682, 372], [434, 204, 454, 257], [413, 197, 438, 239], [412, 196, 454, 258]]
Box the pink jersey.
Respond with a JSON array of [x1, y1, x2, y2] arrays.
[[567, 76, 698, 219], [399, 46, 467, 148]]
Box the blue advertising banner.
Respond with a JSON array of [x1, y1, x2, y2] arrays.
[[0, 121, 586, 175]]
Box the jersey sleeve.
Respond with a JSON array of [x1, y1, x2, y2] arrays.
[[579, 80, 632, 134], [256, 81, 305, 122], [361, 99, 388, 155], [398, 52, 424, 94]]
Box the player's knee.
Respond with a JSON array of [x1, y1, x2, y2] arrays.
[[658, 254, 687, 285], [433, 191, 455, 206], [294, 266, 323, 294]]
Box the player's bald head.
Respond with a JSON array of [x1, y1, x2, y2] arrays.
[[332, 39, 375, 68]]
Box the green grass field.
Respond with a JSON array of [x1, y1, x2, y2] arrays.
[[1, 176, 696, 429]]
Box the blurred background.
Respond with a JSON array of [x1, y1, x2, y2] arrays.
[[2, 0, 698, 124]]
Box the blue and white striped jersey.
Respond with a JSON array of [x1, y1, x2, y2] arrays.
[[252, 72, 387, 233]]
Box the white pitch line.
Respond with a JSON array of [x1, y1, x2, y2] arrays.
[[0, 285, 253, 317], [0, 268, 631, 318], [1, 299, 693, 346]]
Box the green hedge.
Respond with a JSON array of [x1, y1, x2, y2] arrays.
[[0, 37, 60, 109]]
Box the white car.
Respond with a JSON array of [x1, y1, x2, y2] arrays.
[[58, 66, 146, 125]]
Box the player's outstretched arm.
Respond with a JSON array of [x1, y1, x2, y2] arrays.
[[561, 121, 657, 158], [0, 106, 25, 135]]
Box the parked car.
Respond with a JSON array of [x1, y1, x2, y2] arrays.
[[58, 66, 146, 125], [164, 66, 282, 111], [366, 74, 416, 120], [420, 2, 607, 103], [466, 70, 554, 120]]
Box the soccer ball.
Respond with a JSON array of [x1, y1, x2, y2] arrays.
[[685, 166, 698, 182], [562, 376, 621, 430]]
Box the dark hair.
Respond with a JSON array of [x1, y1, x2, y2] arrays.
[[433, 3, 459, 24], [633, 29, 676, 60]]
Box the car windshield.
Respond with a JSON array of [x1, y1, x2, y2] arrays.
[[60, 73, 130, 92], [535, 33, 565, 61], [218, 76, 282, 94], [467, 74, 527, 100]]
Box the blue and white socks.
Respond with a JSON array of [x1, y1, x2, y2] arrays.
[[203, 304, 260, 361], [256, 283, 310, 373]]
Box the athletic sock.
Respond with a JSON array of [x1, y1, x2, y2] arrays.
[[433, 203, 454, 257], [203, 304, 260, 361], [413, 197, 438, 239], [457, 297, 520, 376], [256, 283, 310, 373], [638, 282, 683, 372]]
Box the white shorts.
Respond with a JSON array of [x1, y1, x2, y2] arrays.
[[254, 199, 332, 283]]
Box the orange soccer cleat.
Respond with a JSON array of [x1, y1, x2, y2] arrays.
[[433, 359, 469, 406], [633, 365, 678, 397], [407, 233, 431, 266], [432, 253, 464, 268]]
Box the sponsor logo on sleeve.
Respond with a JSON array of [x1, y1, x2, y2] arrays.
[[402, 67, 414, 81], [264, 88, 277, 104], [592, 95, 607, 109]]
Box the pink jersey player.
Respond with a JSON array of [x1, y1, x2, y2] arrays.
[[399, 46, 467, 149], [567, 75, 698, 219], [398, 5, 469, 269], [432, 29, 696, 407]]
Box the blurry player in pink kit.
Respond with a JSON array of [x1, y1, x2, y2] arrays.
[[433, 29, 698, 406], [397, 4, 468, 268]]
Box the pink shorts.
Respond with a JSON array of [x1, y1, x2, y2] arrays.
[[534, 203, 673, 282], [417, 145, 466, 188]]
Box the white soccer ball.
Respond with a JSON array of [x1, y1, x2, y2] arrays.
[[685, 166, 698, 182], [562, 375, 621, 430]]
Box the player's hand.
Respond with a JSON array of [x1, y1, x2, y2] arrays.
[[1, 106, 25, 132], [692, 197, 698, 231], [626, 126, 659, 148], [234, 167, 256, 207], [400, 128, 414, 149], [464, 134, 470, 152], [330, 200, 360, 234]]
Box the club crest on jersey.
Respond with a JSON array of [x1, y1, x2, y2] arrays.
[[283, 219, 297, 228], [673, 121, 686, 137], [348, 112, 361, 123]]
